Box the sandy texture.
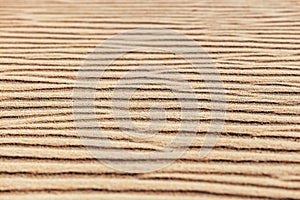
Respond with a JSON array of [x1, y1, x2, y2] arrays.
[[0, 0, 300, 199]]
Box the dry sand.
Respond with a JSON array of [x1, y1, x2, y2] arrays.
[[0, 0, 300, 199]]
